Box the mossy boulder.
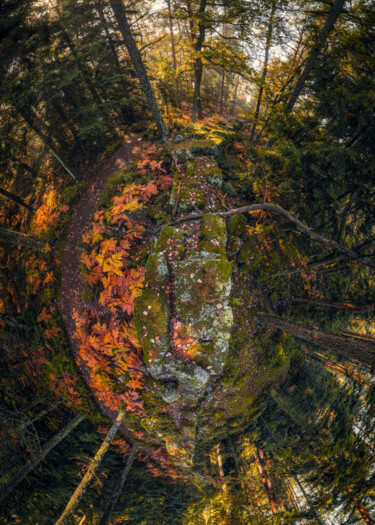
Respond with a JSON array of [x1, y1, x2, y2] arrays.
[[164, 357, 210, 396], [170, 186, 205, 212], [133, 289, 171, 376], [205, 166, 223, 188], [199, 214, 227, 256], [238, 237, 255, 265], [155, 226, 185, 259], [226, 235, 242, 258], [227, 213, 248, 238], [144, 252, 169, 288], [173, 252, 233, 374]]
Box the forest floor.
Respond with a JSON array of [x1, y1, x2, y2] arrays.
[[60, 133, 143, 431]]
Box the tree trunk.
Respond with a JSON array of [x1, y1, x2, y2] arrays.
[[0, 227, 45, 251], [259, 313, 375, 368], [0, 414, 84, 503], [216, 444, 231, 522], [252, 443, 279, 514], [231, 75, 240, 116], [55, 410, 125, 525], [294, 297, 374, 311], [249, 1, 276, 143], [1, 399, 63, 444], [191, 0, 207, 122], [302, 346, 373, 387], [99, 443, 139, 525], [108, 0, 168, 139], [286, 0, 347, 110], [0, 187, 34, 212], [16, 107, 78, 182], [166, 0, 182, 109]]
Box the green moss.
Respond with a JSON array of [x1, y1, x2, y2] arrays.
[[238, 236, 256, 265], [199, 214, 227, 256], [227, 214, 248, 237], [226, 235, 242, 258], [133, 289, 171, 366], [144, 252, 170, 288], [155, 225, 185, 258], [170, 187, 205, 212], [204, 166, 223, 188]]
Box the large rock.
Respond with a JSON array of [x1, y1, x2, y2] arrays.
[[174, 252, 233, 374]]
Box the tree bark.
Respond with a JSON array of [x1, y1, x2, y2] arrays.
[[260, 313, 375, 368], [0, 227, 45, 251], [0, 414, 84, 503], [286, 0, 347, 110], [108, 0, 168, 139], [302, 346, 373, 387], [0, 187, 34, 212], [191, 0, 207, 122], [294, 297, 374, 311], [249, 1, 276, 143], [55, 410, 125, 525], [99, 442, 139, 525], [166, 0, 182, 109]]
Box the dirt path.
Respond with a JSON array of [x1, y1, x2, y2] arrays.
[[60, 134, 142, 431]]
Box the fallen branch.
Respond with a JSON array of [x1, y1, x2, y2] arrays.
[[167, 203, 375, 269]]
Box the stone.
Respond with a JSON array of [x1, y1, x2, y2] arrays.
[[144, 252, 169, 288], [170, 186, 205, 212], [133, 289, 171, 369], [199, 214, 227, 257], [173, 134, 184, 144], [155, 226, 185, 259], [226, 235, 242, 258], [227, 213, 248, 237], [223, 182, 236, 197], [160, 382, 181, 403], [205, 166, 223, 188], [164, 357, 210, 393]]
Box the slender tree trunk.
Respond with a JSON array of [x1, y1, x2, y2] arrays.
[[2, 399, 63, 443], [55, 410, 125, 525], [294, 475, 325, 525], [0, 187, 34, 211], [345, 488, 375, 524], [0, 227, 45, 251], [216, 444, 231, 522], [219, 71, 225, 115], [108, 0, 168, 139], [191, 0, 207, 122], [166, 0, 182, 109], [231, 75, 240, 116], [295, 297, 374, 311], [96, 0, 122, 70], [302, 346, 373, 387], [252, 444, 279, 514], [99, 443, 139, 525], [286, 0, 347, 110], [16, 108, 78, 182], [259, 313, 375, 367], [249, 1, 276, 143], [0, 415, 84, 503]]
